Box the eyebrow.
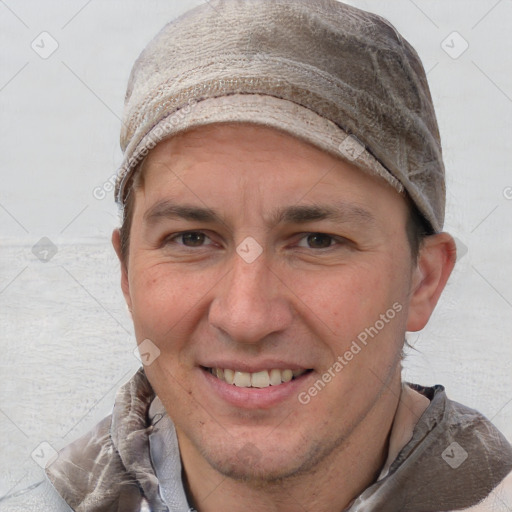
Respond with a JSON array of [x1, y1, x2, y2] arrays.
[[271, 203, 376, 226], [144, 201, 220, 225], [143, 200, 376, 228]]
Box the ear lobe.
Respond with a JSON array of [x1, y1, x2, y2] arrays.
[[111, 228, 132, 312], [406, 232, 457, 332]]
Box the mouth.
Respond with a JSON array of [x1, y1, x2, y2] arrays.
[[202, 367, 313, 389]]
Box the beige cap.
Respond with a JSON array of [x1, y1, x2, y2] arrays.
[[116, 0, 445, 232]]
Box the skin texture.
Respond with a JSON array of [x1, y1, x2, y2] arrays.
[[112, 122, 456, 511]]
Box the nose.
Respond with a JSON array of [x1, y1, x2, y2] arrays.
[[208, 251, 293, 345]]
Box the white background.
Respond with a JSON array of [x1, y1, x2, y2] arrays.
[[1, 0, 511, 500]]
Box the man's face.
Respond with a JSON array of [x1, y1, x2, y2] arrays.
[[120, 123, 418, 482]]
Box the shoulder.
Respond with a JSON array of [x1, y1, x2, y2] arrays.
[[361, 384, 512, 511], [46, 413, 115, 480], [407, 384, 512, 463], [441, 392, 512, 467], [42, 369, 163, 511], [449, 469, 512, 511], [0, 416, 115, 512], [423, 387, 512, 508], [44, 413, 136, 509]]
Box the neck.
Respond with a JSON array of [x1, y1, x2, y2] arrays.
[[178, 374, 405, 512]]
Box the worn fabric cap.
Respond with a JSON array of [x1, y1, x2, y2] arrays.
[[116, 0, 445, 232]]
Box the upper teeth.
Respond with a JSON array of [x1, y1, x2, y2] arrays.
[[210, 368, 306, 388]]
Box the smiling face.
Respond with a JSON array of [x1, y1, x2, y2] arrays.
[[113, 122, 431, 488]]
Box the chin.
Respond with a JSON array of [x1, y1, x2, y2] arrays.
[[199, 433, 329, 484], [207, 453, 299, 483]]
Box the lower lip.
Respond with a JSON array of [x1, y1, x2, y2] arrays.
[[200, 368, 314, 409]]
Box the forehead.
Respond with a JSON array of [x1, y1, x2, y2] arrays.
[[134, 122, 408, 225], [141, 123, 382, 184], [144, 122, 337, 169]]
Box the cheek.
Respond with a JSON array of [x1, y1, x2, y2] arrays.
[[292, 262, 402, 335], [128, 262, 203, 341]]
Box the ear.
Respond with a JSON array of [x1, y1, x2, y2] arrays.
[[112, 228, 132, 312], [406, 232, 457, 332]]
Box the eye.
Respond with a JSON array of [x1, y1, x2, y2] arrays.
[[166, 231, 213, 247], [297, 233, 337, 249]]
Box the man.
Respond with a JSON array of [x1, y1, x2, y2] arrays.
[[4, 0, 511, 510]]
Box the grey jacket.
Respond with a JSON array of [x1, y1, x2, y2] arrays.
[[2, 369, 512, 512]]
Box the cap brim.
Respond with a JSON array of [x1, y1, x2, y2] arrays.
[[116, 93, 404, 205]]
